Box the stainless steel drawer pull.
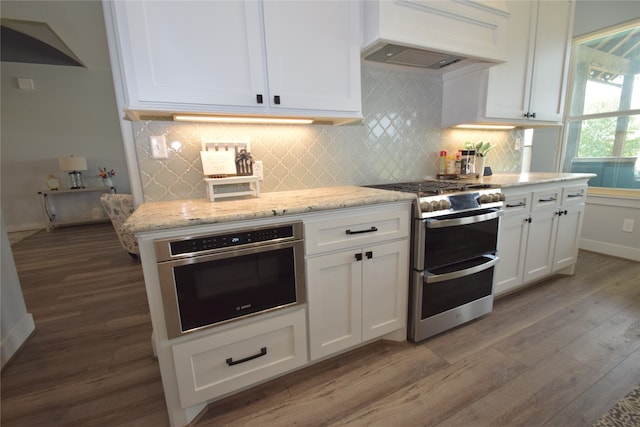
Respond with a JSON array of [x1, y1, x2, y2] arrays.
[[226, 347, 267, 366], [538, 197, 557, 203], [346, 226, 378, 235], [506, 202, 526, 208]]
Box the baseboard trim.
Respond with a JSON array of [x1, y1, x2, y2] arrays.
[[1, 313, 36, 370], [5, 222, 47, 233], [580, 238, 640, 262]]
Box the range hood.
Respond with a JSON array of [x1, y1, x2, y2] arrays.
[[363, 43, 492, 73]]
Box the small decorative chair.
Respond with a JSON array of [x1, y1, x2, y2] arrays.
[[100, 193, 139, 258]]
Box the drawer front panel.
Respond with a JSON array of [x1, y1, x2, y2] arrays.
[[173, 309, 307, 408], [531, 189, 561, 211], [502, 191, 532, 215], [561, 185, 587, 206], [304, 205, 410, 255]]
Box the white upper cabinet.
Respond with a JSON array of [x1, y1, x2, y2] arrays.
[[442, 0, 575, 127], [103, 0, 362, 123], [262, 2, 361, 113]]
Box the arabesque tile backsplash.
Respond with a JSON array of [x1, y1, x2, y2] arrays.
[[134, 62, 524, 202]]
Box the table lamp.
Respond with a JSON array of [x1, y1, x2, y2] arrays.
[[58, 155, 87, 189]]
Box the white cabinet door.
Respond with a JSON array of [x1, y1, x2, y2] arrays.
[[495, 214, 529, 296], [484, 0, 535, 121], [112, 1, 267, 108], [306, 249, 362, 360], [526, 0, 574, 122], [553, 204, 584, 272], [523, 209, 558, 283], [262, 1, 361, 112], [362, 240, 409, 341]]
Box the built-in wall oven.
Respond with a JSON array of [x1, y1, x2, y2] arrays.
[[367, 181, 504, 342], [155, 222, 305, 339]]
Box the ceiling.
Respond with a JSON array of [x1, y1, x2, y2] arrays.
[[584, 25, 640, 83]]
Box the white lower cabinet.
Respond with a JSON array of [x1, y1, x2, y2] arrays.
[[172, 308, 307, 408], [495, 181, 587, 296], [304, 204, 411, 360]]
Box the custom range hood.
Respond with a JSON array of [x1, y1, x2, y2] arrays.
[[361, 0, 510, 73]]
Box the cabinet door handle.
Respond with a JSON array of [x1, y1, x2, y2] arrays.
[[274, 95, 281, 105], [366, 251, 373, 259], [538, 197, 557, 203], [346, 226, 378, 235], [567, 193, 584, 198], [531, 112, 536, 118], [256, 94, 263, 104], [524, 217, 532, 223], [355, 253, 363, 261], [226, 347, 267, 366], [506, 202, 526, 208]]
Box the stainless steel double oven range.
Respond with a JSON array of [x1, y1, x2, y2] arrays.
[[368, 181, 504, 342]]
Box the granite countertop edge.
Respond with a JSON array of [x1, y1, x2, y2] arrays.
[[125, 174, 596, 234], [476, 172, 597, 188], [125, 186, 417, 234]]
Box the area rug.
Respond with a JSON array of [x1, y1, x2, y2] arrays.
[[592, 384, 640, 427]]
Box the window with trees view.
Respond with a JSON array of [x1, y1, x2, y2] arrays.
[[563, 21, 640, 189]]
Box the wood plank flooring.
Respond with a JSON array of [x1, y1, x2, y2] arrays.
[[2, 223, 639, 426]]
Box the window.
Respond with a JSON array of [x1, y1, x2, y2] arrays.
[[562, 21, 640, 189]]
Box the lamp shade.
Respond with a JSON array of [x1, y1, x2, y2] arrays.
[[58, 156, 87, 171]]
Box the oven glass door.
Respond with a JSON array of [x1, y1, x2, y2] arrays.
[[423, 208, 501, 269], [159, 241, 304, 337], [421, 255, 497, 318]]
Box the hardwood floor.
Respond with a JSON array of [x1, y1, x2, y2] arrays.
[[2, 223, 639, 426]]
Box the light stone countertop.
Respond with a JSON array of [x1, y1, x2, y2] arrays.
[[464, 172, 597, 187], [125, 173, 596, 234], [124, 186, 416, 234]]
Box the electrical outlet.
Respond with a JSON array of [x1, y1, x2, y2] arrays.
[[150, 135, 168, 159], [622, 219, 634, 233]]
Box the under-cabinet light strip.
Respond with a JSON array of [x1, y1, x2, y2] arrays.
[[173, 114, 314, 125], [455, 124, 516, 130]]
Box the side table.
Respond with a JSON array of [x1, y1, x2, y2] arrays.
[[38, 187, 116, 231]]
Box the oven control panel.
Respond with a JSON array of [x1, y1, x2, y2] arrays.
[[154, 221, 303, 261], [418, 189, 504, 217]]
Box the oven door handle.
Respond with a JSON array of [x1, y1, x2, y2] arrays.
[[424, 255, 499, 284], [425, 209, 503, 229]]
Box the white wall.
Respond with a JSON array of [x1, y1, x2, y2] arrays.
[[1, 214, 35, 368], [0, 0, 131, 232]]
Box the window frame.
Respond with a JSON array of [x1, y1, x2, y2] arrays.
[[560, 19, 640, 194]]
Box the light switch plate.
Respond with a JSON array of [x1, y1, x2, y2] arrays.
[[150, 135, 168, 159], [254, 160, 264, 180]]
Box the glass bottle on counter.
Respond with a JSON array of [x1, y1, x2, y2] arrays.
[[438, 151, 447, 175], [455, 151, 462, 175]]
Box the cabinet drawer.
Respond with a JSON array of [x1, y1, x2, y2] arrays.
[[304, 205, 410, 255], [531, 189, 561, 211], [502, 191, 532, 215], [561, 185, 587, 206], [173, 308, 307, 408]]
